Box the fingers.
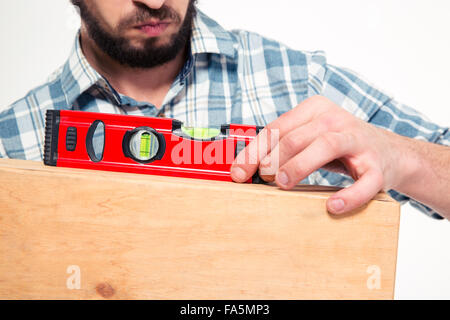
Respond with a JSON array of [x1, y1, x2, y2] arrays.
[[327, 168, 384, 214], [273, 130, 383, 214], [231, 96, 328, 183], [230, 95, 383, 214], [275, 132, 353, 189], [231, 128, 278, 182], [265, 96, 325, 135], [259, 119, 328, 177]]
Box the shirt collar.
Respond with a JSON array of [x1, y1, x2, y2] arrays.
[[190, 10, 236, 58], [59, 10, 237, 108], [60, 32, 104, 108]]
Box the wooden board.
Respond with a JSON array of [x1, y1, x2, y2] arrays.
[[0, 159, 400, 299]]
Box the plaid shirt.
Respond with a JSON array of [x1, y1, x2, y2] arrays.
[[1, 11, 448, 219]]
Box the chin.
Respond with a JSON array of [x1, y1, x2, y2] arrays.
[[132, 34, 172, 46]]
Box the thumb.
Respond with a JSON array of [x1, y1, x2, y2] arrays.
[[327, 168, 384, 214]]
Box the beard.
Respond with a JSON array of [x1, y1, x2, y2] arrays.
[[72, 0, 197, 69]]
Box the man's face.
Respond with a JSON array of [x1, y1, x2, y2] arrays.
[[72, 0, 197, 68]]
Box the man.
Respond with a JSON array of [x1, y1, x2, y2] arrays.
[[0, 0, 449, 219]]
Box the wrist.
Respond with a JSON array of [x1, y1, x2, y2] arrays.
[[387, 132, 424, 193]]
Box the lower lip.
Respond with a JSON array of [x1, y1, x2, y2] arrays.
[[136, 23, 170, 37]]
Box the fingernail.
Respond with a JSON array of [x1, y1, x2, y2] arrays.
[[330, 198, 345, 213], [277, 171, 289, 186], [231, 167, 247, 182]]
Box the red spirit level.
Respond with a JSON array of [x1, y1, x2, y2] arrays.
[[44, 110, 265, 183]]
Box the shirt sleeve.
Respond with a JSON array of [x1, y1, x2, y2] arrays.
[[311, 57, 449, 219]]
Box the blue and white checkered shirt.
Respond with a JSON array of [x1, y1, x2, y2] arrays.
[[0, 11, 448, 219]]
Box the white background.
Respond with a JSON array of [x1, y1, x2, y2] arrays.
[[0, 0, 449, 299]]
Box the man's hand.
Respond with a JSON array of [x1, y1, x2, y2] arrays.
[[231, 95, 450, 217]]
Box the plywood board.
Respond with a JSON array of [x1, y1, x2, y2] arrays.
[[0, 159, 400, 299]]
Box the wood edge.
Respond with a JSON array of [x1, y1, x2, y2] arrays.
[[0, 158, 398, 203], [391, 202, 402, 299]]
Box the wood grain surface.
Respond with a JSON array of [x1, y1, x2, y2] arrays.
[[0, 159, 400, 299]]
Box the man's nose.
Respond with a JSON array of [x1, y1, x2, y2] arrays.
[[132, 0, 166, 10]]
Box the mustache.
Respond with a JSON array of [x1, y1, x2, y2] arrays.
[[117, 4, 181, 30]]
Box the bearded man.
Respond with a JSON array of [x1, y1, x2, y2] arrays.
[[1, 0, 449, 219]]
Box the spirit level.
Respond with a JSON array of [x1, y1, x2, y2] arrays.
[[44, 110, 265, 183]]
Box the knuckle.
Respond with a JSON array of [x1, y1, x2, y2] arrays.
[[319, 114, 336, 130], [319, 112, 352, 131], [307, 95, 331, 111], [319, 133, 341, 154], [292, 161, 306, 178], [309, 95, 328, 104], [267, 128, 281, 147], [281, 133, 300, 152], [266, 120, 280, 132]]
